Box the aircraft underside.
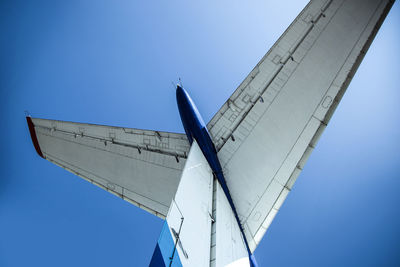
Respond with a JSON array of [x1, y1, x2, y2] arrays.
[[26, 0, 394, 266]]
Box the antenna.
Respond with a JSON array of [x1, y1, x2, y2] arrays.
[[178, 77, 183, 88]]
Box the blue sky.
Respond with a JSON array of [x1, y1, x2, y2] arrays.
[[1, 0, 399, 266]]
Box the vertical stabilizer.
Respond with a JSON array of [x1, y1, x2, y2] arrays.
[[215, 182, 250, 267], [149, 140, 213, 266]]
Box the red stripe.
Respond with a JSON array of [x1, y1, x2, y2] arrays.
[[26, 117, 44, 158]]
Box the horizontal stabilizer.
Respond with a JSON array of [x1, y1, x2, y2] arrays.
[[26, 117, 190, 218], [207, 0, 394, 251]]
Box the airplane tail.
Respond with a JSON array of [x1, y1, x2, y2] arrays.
[[149, 140, 254, 267]]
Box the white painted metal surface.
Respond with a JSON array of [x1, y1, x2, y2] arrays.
[[215, 182, 249, 267], [225, 258, 251, 267], [31, 118, 190, 218], [207, 0, 394, 251], [166, 140, 214, 266]]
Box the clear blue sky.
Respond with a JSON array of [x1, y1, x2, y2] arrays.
[[1, 0, 399, 266]]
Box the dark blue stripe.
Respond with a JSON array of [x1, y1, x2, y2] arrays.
[[149, 222, 182, 267], [149, 244, 165, 267]]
